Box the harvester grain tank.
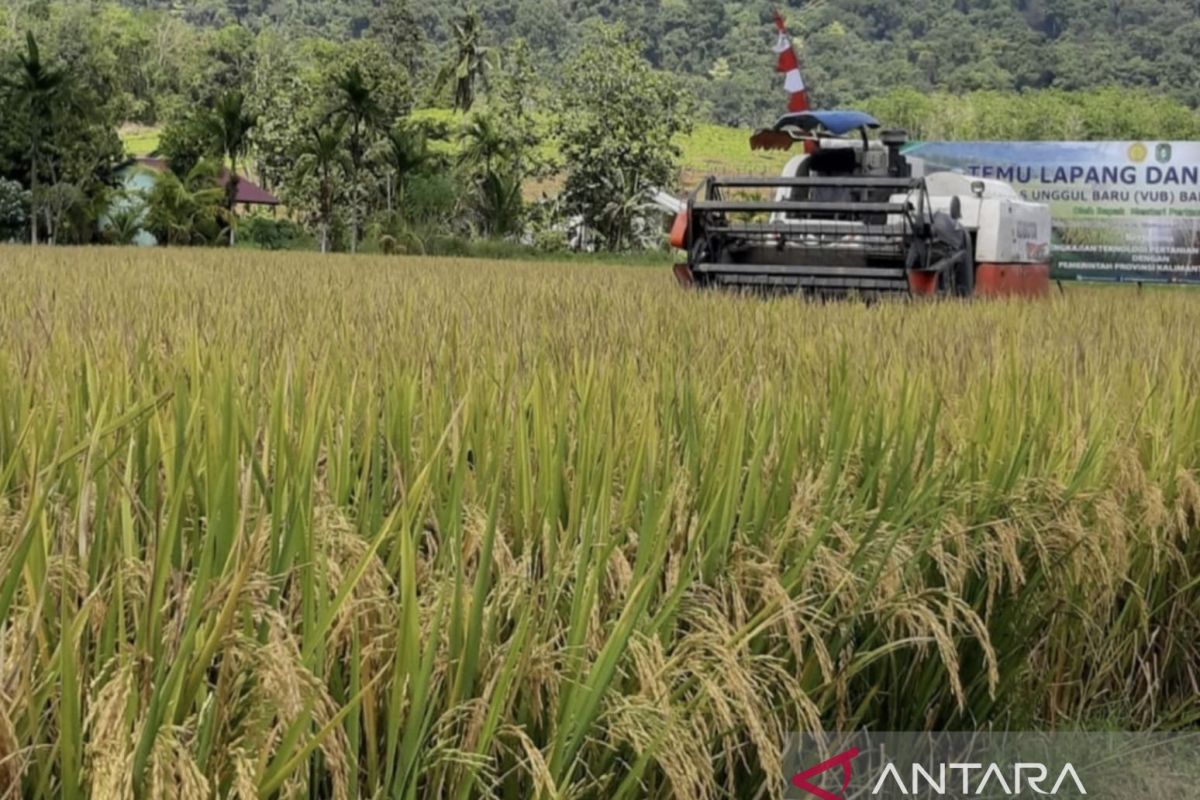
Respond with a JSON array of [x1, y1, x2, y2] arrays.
[[670, 110, 1051, 297]]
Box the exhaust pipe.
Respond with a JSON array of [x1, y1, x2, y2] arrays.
[[880, 129, 910, 178]]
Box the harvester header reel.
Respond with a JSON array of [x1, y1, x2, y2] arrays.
[[673, 174, 972, 296]]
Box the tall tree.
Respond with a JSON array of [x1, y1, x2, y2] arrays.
[[554, 24, 692, 250], [458, 112, 523, 236], [8, 32, 65, 246], [203, 89, 257, 245], [458, 112, 511, 180], [438, 6, 490, 112], [491, 40, 546, 181], [372, 0, 424, 82], [331, 65, 381, 254], [295, 122, 349, 254], [383, 123, 432, 212]]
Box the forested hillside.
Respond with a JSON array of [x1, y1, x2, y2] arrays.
[[5, 0, 1200, 127]]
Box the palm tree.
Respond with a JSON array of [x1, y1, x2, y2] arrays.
[[9, 32, 66, 246], [105, 203, 145, 246], [331, 66, 381, 254], [203, 91, 257, 246], [458, 113, 512, 179], [383, 124, 432, 213], [438, 7, 490, 112], [458, 114, 522, 236], [144, 160, 228, 247], [296, 122, 349, 254], [477, 171, 523, 238]]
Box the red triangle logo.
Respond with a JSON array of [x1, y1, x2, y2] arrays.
[[790, 747, 860, 800]]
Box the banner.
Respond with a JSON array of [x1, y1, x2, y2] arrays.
[[904, 141, 1200, 283]]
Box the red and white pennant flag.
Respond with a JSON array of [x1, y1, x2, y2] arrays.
[[772, 9, 810, 112]]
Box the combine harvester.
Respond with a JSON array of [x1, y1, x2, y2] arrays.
[[670, 110, 1052, 298]]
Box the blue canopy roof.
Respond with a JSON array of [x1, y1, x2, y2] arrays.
[[773, 110, 881, 136]]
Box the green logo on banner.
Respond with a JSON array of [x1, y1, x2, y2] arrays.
[[1156, 143, 1173, 163]]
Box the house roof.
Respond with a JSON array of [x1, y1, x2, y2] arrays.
[[127, 157, 281, 206]]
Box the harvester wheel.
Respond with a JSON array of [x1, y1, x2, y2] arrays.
[[932, 220, 975, 298]]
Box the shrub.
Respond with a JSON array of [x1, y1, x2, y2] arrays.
[[402, 172, 461, 229], [533, 228, 569, 253], [240, 214, 308, 250], [0, 178, 29, 242]]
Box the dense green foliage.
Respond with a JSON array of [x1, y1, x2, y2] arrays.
[[0, 1, 701, 251], [0, 21, 124, 244], [554, 25, 693, 250], [0, 178, 28, 240], [866, 86, 1200, 140], [2, 0, 1199, 250], [6, 0, 1200, 126]]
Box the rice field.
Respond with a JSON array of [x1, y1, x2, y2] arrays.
[[0, 246, 1197, 799]]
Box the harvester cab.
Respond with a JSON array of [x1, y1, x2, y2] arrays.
[[670, 110, 1051, 298]]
